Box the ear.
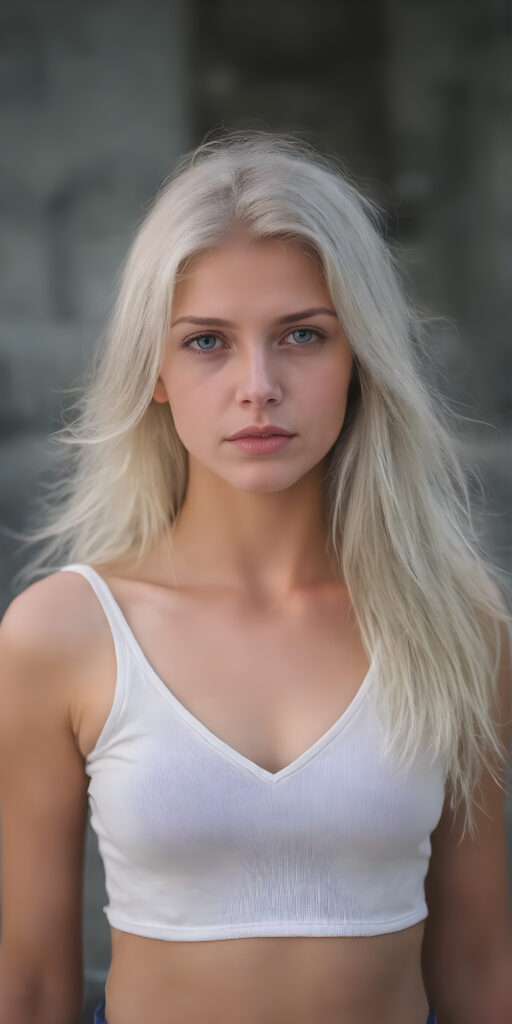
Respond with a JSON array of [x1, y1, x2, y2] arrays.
[[152, 377, 168, 403]]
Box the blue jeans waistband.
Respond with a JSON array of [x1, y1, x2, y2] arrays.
[[93, 996, 437, 1023]]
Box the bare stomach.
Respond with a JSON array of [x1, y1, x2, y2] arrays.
[[104, 923, 430, 1024]]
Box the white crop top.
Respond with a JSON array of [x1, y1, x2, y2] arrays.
[[60, 563, 447, 941]]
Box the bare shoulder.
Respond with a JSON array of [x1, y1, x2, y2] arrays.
[[0, 569, 115, 739], [1, 568, 106, 656]]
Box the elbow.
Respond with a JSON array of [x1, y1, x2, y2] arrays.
[[0, 957, 82, 1024], [426, 942, 512, 1023], [0, 993, 82, 1024]]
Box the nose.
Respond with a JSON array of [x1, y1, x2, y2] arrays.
[[233, 344, 283, 406]]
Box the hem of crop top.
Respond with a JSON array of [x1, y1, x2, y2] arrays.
[[104, 906, 428, 940]]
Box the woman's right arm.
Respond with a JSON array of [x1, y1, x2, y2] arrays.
[[0, 577, 90, 1024]]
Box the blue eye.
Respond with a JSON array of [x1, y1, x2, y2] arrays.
[[290, 328, 316, 345], [185, 333, 220, 353]]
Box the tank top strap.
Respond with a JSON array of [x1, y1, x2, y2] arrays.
[[58, 563, 132, 656], [59, 563, 135, 759]]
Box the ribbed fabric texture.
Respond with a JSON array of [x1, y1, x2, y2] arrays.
[[60, 563, 447, 942]]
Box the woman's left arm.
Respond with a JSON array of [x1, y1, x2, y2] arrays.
[[421, 617, 512, 1024]]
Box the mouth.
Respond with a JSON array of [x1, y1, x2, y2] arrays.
[[226, 428, 295, 441], [227, 434, 295, 454]]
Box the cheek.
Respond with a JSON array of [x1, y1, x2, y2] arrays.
[[166, 379, 219, 443], [306, 364, 352, 423]]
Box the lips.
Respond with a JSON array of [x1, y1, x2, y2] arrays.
[[227, 427, 294, 440], [228, 434, 294, 454]]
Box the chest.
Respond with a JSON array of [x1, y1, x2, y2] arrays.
[[78, 583, 372, 774]]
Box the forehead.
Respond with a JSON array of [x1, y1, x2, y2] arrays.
[[172, 235, 328, 309]]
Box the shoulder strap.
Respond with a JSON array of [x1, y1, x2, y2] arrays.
[[58, 564, 135, 757], [58, 563, 131, 654]]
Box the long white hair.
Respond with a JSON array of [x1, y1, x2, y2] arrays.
[[12, 129, 511, 836]]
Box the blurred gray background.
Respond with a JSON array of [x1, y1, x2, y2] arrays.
[[0, 1, 511, 1020]]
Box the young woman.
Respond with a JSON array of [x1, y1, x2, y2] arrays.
[[0, 131, 511, 1024]]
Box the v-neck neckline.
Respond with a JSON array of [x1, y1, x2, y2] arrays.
[[79, 564, 378, 785]]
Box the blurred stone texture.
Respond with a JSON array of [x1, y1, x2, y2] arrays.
[[0, 1, 510, 1020]]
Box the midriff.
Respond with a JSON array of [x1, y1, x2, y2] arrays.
[[104, 923, 430, 1024]]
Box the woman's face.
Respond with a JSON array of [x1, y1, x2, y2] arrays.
[[154, 232, 354, 494]]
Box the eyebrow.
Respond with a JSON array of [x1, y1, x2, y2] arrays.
[[170, 307, 338, 328]]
